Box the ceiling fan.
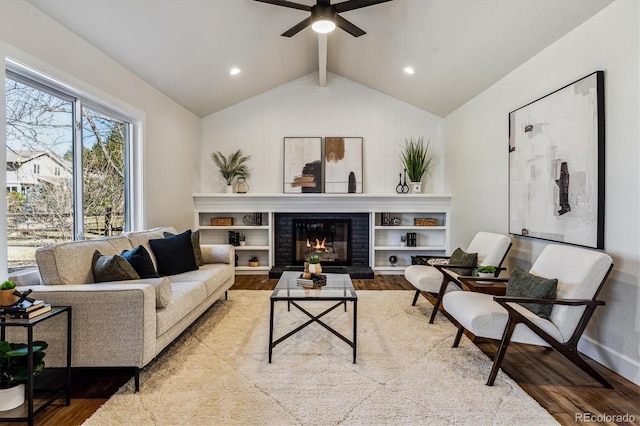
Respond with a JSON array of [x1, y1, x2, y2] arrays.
[[254, 0, 393, 38]]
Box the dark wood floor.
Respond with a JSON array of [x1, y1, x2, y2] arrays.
[[9, 274, 639, 426]]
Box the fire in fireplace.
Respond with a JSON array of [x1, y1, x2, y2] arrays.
[[293, 219, 351, 265]]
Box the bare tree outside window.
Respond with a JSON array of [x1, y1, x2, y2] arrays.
[[5, 76, 128, 272]]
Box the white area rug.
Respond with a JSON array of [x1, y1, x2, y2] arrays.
[[84, 290, 558, 425]]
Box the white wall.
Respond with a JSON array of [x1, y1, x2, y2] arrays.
[[201, 72, 445, 194], [0, 0, 201, 233], [445, 0, 639, 385]]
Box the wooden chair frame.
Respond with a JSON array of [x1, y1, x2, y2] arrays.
[[452, 264, 614, 388], [423, 242, 512, 324]]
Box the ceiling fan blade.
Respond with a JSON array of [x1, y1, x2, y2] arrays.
[[253, 0, 311, 12], [334, 0, 393, 13], [281, 16, 314, 37], [335, 15, 366, 37]]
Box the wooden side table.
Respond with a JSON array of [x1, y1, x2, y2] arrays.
[[0, 306, 72, 426], [457, 276, 507, 296]]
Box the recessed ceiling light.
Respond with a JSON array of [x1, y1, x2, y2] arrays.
[[229, 67, 242, 76], [404, 66, 415, 75]]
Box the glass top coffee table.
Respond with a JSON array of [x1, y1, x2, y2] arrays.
[[268, 270, 358, 363]]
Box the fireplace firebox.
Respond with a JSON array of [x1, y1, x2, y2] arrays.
[[273, 213, 369, 268], [293, 219, 350, 265]]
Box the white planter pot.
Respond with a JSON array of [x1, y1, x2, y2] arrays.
[[239, 241, 246, 246], [225, 185, 234, 194], [477, 272, 494, 278], [400, 242, 407, 247], [0, 384, 25, 411], [409, 182, 422, 193]]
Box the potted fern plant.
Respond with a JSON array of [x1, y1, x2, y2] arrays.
[[400, 137, 437, 193], [211, 149, 251, 193]]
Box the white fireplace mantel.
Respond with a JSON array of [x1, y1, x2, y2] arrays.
[[193, 193, 452, 213]]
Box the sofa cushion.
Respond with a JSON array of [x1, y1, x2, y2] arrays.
[[121, 245, 159, 279], [168, 263, 234, 296], [156, 281, 207, 337], [149, 230, 199, 276], [164, 230, 203, 266], [92, 251, 140, 283], [36, 235, 133, 285]]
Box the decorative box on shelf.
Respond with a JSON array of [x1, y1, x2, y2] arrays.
[[414, 218, 438, 226], [211, 217, 233, 226]]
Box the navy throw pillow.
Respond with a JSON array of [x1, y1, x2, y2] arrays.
[[163, 230, 203, 266], [149, 230, 198, 276], [121, 245, 159, 279]]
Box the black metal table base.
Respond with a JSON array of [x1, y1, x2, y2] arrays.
[[269, 298, 357, 364]]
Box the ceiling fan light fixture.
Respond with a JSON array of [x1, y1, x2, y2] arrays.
[[403, 66, 415, 75], [312, 19, 336, 34], [229, 67, 242, 75]]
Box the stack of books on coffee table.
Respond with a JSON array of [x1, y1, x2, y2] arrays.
[[0, 300, 51, 319]]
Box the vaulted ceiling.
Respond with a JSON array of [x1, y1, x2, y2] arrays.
[[26, 0, 612, 118]]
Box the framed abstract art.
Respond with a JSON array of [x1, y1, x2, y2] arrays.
[[283, 137, 323, 193], [324, 137, 363, 193], [508, 71, 605, 249]]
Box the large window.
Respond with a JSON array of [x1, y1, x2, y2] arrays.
[[5, 67, 134, 272]]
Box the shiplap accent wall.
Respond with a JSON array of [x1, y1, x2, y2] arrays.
[[200, 72, 445, 194]]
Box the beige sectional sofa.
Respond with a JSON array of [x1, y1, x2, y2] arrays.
[[7, 227, 235, 391]]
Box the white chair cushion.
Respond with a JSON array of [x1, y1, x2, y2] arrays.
[[442, 291, 564, 345], [404, 265, 460, 294]]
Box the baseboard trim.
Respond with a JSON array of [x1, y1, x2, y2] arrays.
[[579, 336, 640, 386]]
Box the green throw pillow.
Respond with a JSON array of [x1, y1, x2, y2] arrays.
[[92, 250, 140, 283], [447, 247, 478, 276], [164, 230, 203, 267], [506, 267, 558, 319]]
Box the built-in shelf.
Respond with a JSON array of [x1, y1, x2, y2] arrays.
[[193, 193, 451, 275]]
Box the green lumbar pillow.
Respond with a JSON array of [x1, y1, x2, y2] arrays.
[[92, 250, 140, 283], [447, 247, 478, 276], [506, 267, 558, 319]]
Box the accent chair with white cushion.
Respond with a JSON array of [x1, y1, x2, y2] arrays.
[[404, 231, 512, 323], [442, 244, 613, 387]]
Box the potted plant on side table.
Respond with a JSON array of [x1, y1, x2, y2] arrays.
[[0, 280, 18, 307], [0, 340, 48, 411], [476, 265, 497, 278]]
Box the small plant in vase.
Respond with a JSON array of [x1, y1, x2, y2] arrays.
[[475, 265, 496, 278], [0, 280, 18, 307], [239, 234, 246, 246], [400, 235, 407, 247], [307, 255, 322, 275], [248, 256, 259, 267]]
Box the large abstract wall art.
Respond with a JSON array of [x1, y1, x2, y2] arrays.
[[283, 137, 323, 193], [508, 71, 605, 249], [324, 137, 363, 193]]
